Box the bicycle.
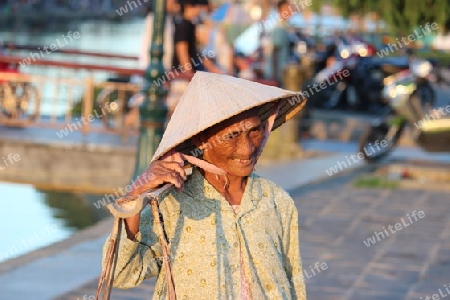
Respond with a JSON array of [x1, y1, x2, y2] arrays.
[[0, 79, 40, 122]]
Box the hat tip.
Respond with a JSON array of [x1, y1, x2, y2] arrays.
[[192, 70, 207, 80], [192, 70, 226, 83]]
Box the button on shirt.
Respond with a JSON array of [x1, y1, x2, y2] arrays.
[[104, 167, 306, 299]]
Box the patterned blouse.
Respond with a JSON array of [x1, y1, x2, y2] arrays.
[[104, 167, 307, 300]]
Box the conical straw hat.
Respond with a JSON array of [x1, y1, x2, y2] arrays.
[[151, 71, 306, 163]]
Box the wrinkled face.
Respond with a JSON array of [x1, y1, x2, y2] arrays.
[[195, 109, 264, 177]]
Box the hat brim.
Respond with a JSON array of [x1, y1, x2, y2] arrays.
[[150, 72, 308, 163], [172, 93, 306, 159]]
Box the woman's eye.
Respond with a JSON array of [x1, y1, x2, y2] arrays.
[[225, 133, 238, 140], [250, 128, 263, 135]]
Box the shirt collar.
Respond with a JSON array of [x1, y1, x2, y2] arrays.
[[186, 167, 264, 212]]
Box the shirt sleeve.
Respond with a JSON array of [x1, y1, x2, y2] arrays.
[[102, 205, 163, 289], [280, 190, 307, 300], [174, 21, 191, 44]]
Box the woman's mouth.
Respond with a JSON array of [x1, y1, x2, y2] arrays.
[[232, 158, 253, 166]]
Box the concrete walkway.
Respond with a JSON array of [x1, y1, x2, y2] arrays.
[[294, 174, 450, 300]]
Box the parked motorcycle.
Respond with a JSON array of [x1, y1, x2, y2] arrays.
[[359, 59, 447, 162], [307, 53, 358, 109], [310, 53, 413, 111], [288, 30, 315, 65]]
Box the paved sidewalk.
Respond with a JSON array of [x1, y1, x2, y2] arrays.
[[294, 174, 450, 300]]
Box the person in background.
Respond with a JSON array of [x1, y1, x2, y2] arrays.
[[264, 0, 295, 86], [139, 0, 179, 71], [128, 0, 179, 129], [172, 0, 209, 76], [196, 19, 234, 75]]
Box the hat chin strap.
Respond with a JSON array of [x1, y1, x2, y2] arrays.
[[182, 154, 227, 175]]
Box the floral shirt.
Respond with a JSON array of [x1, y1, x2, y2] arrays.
[[103, 167, 306, 300]]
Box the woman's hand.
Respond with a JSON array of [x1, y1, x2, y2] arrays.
[[124, 152, 187, 239], [127, 152, 187, 197]]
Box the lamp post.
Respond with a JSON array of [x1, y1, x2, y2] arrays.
[[132, 0, 168, 179]]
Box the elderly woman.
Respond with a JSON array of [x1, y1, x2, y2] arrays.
[[101, 72, 307, 300]]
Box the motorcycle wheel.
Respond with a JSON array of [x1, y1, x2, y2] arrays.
[[359, 122, 405, 163]]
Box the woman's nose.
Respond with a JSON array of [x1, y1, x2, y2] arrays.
[[236, 135, 255, 157]]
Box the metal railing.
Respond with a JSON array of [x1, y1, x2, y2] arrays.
[[0, 69, 195, 141], [0, 71, 143, 140]]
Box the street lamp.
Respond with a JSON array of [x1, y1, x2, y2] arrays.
[[133, 0, 168, 179]]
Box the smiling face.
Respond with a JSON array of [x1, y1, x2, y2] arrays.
[[194, 108, 264, 178]]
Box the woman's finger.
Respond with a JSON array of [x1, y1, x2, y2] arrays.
[[161, 172, 183, 188], [158, 161, 187, 180], [160, 150, 184, 166]]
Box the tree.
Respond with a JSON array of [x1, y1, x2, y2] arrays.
[[379, 0, 449, 35], [311, 0, 450, 34]]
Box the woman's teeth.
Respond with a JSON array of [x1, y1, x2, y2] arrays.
[[234, 159, 251, 164]]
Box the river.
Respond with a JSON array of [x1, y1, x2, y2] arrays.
[[1, 19, 144, 65], [0, 20, 144, 262], [1, 19, 146, 115]]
